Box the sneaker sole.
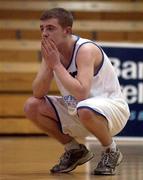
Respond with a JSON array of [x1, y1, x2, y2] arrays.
[[117, 152, 123, 166], [56, 151, 94, 173]]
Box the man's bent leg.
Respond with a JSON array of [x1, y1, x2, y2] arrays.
[[24, 96, 72, 144], [77, 108, 123, 175], [24, 97, 94, 173], [78, 108, 112, 146]]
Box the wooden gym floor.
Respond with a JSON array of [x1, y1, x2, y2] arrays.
[[0, 136, 143, 180]]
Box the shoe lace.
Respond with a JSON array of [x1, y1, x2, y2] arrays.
[[59, 151, 72, 165], [98, 151, 118, 168]]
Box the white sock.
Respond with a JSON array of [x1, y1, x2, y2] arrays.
[[103, 140, 117, 152], [64, 139, 80, 151]]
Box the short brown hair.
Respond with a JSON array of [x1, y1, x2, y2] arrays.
[[40, 8, 73, 28]]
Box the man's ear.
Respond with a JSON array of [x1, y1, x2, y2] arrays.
[[64, 26, 72, 35]]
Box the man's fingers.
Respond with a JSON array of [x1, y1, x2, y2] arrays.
[[41, 44, 47, 58], [41, 40, 54, 56], [43, 37, 58, 52], [48, 39, 57, 50], [42, 38, 52, 52]]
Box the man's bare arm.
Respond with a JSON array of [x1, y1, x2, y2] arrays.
[[32, 59, 53, 98], [53, 44, 102, 100]]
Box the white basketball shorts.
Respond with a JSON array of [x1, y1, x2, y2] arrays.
[[45, 95, 130, 138]]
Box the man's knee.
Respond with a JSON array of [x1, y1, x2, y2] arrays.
[[24, 96, 43, 119], [78, 107, 108, 127], [78, 108, 94, 123]]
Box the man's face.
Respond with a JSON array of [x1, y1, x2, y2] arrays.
[[40, 18, 68, 46]]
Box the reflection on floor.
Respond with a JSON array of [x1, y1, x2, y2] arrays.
[[0, 136, 143, 180]]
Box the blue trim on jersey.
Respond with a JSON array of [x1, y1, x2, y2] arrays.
[[77, 106, 107, 119], [45, 96, 63, 133], [66, 35, 80, 70], [74, 40, 104, 76]]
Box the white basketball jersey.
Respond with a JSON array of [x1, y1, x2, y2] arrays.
[[53, 36, 124, 100]]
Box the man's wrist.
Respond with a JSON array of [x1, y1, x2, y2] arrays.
[[53, 63, 63, 71]]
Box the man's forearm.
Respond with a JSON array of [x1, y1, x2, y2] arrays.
[[32, 70, 53, 98], [53, 64, 88, 100]]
